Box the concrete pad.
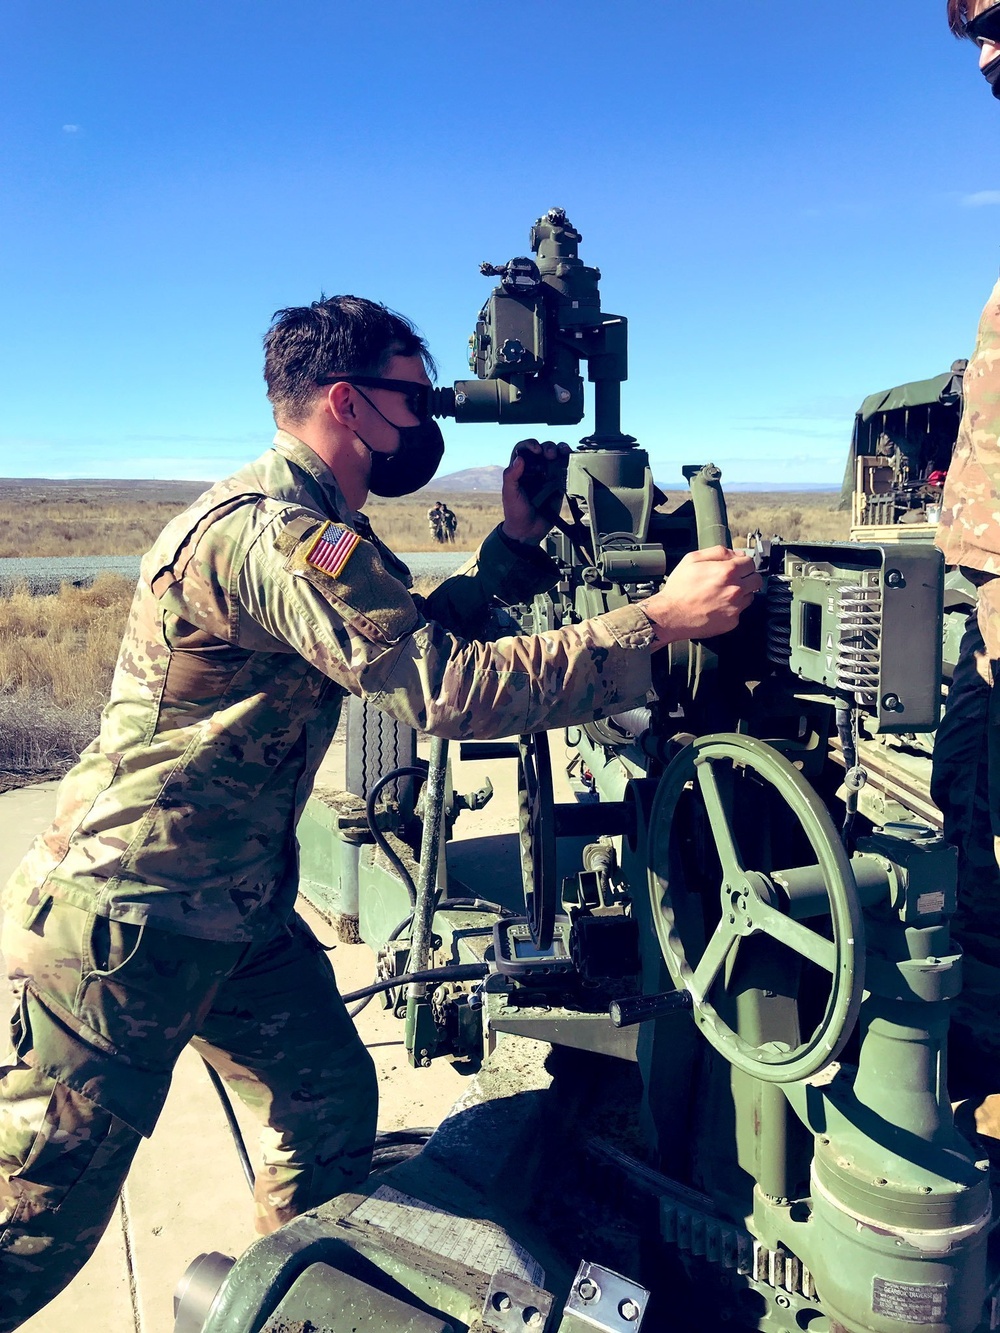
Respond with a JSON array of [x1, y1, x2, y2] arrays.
[[16, 1207, 136, 1333], [0, 780, 59, 887]]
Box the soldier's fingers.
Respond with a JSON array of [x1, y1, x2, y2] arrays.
[[731, 555, 758, 580], [511, 439, 541, 462]]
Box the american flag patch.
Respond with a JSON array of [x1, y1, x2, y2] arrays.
[[305, 522, 362, 578]]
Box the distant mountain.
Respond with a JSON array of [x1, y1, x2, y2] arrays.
[[423, 466, 505, 492], [424, 466, 838, 495], [702, 481, 838, 493]]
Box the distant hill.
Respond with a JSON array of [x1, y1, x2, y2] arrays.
[[423, 467, 837, 495], [422, 466, 505, 492], [715, 482, 838, 493]]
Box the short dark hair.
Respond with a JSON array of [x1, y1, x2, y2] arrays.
[[948, 0, 970, 36], [263, 295, 435, 425]]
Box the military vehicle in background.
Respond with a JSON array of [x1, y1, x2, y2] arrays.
[[842, 364, 966, 539], [173, 215, 997, 1333], [834, 364, 976, 838]]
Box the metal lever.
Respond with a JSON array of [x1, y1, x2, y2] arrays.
[[609, 990, 694, 1028]]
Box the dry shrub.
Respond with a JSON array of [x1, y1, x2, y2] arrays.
[[0, 482, 504, 557], [365, 493, 503, 552], [726, 496, 848, 544], [0, 691, 100, 789], [0, 574, 133, 784], [0, 489, 202, 558]]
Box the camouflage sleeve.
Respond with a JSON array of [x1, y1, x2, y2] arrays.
[[936, 280, 1000, 572], [235, 510, 653, 740], [414, 524, 560, 641]]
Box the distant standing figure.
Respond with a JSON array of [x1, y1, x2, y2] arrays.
[[442, 503, 457, 543], [427, 500, 445, 543]]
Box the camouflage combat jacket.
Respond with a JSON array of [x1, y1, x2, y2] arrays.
[[937, 278, 1000, 574], [4, 432, 654, 942]]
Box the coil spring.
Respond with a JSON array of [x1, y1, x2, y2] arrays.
[[766, 577, 793, 666], [835, 583, 881, 707]]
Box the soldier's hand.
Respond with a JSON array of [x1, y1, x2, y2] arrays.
[[501, 439, 570, 545], [639, 547, 762, 648]]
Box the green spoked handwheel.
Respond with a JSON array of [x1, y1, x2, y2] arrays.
[[647, 733, 864, 1084], [517, 733, 558, 950]]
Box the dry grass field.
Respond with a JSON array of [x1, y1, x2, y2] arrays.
[[0, 479, 846, 790], [0, 479, 505, 558], [0, 574, 134, 791]]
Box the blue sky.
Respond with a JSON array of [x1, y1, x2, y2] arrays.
[[1, 0, 997, 487]]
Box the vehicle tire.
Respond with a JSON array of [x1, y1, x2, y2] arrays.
[[344, 695, 419, 822]]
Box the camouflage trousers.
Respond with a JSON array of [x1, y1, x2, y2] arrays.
[[931, 589, 1000, 1093], [0, 897, 377, 1333]]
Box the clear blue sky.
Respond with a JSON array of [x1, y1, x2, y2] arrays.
[[1, 1, 997, 486]]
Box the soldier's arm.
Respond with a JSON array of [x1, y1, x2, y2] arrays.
[[412, 525, 560, 641], [235, 510, 653, 740]]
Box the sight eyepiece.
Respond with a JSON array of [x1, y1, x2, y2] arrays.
[[429, 386, 455, 420]]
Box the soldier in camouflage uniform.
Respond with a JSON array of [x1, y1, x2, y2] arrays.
[[932, 0, 1000, 1091], [427, 500, 446, 543], [0, 295, 759, 1328]]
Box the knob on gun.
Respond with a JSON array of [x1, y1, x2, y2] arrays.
[[609, 990, 694, 1028]]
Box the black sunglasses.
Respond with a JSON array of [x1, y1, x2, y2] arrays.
[[316, 374, 431, 420], [968, 3, 1000, 45]]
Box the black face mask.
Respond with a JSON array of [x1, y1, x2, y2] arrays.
[[352, 388, 445, 497], [984, 52, 1000, 99]]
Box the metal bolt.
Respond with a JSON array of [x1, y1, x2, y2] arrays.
[[455, 391, 467, 406], [577, 1278, 600, 1303], [619, 1298, 641, 1322], [882, 694, 901, 711], [885, 569, 905, 589], [874, 1177, 888, 1186], [775, 1294, 791, 1309], [919, 1185, 933, 1194], [492, 1293, 513, 1313], [522, 1307, 544, 1328]]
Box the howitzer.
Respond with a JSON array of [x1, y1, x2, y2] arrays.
[[174, 214, 998, 1333]]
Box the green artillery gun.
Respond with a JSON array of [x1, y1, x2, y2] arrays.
[[173, 213, 998, 1333]]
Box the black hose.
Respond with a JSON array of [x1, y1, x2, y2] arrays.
[[342, 962, 488, 1005], [201, 1055, 437, 1197], [347, 898, 509, 1019], [201, 1060, 255, 1194], [364, 765, 428, 907]]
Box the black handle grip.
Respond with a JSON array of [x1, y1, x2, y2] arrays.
[[458, 742, 520, 761], [610, 990, 694, 1028]]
